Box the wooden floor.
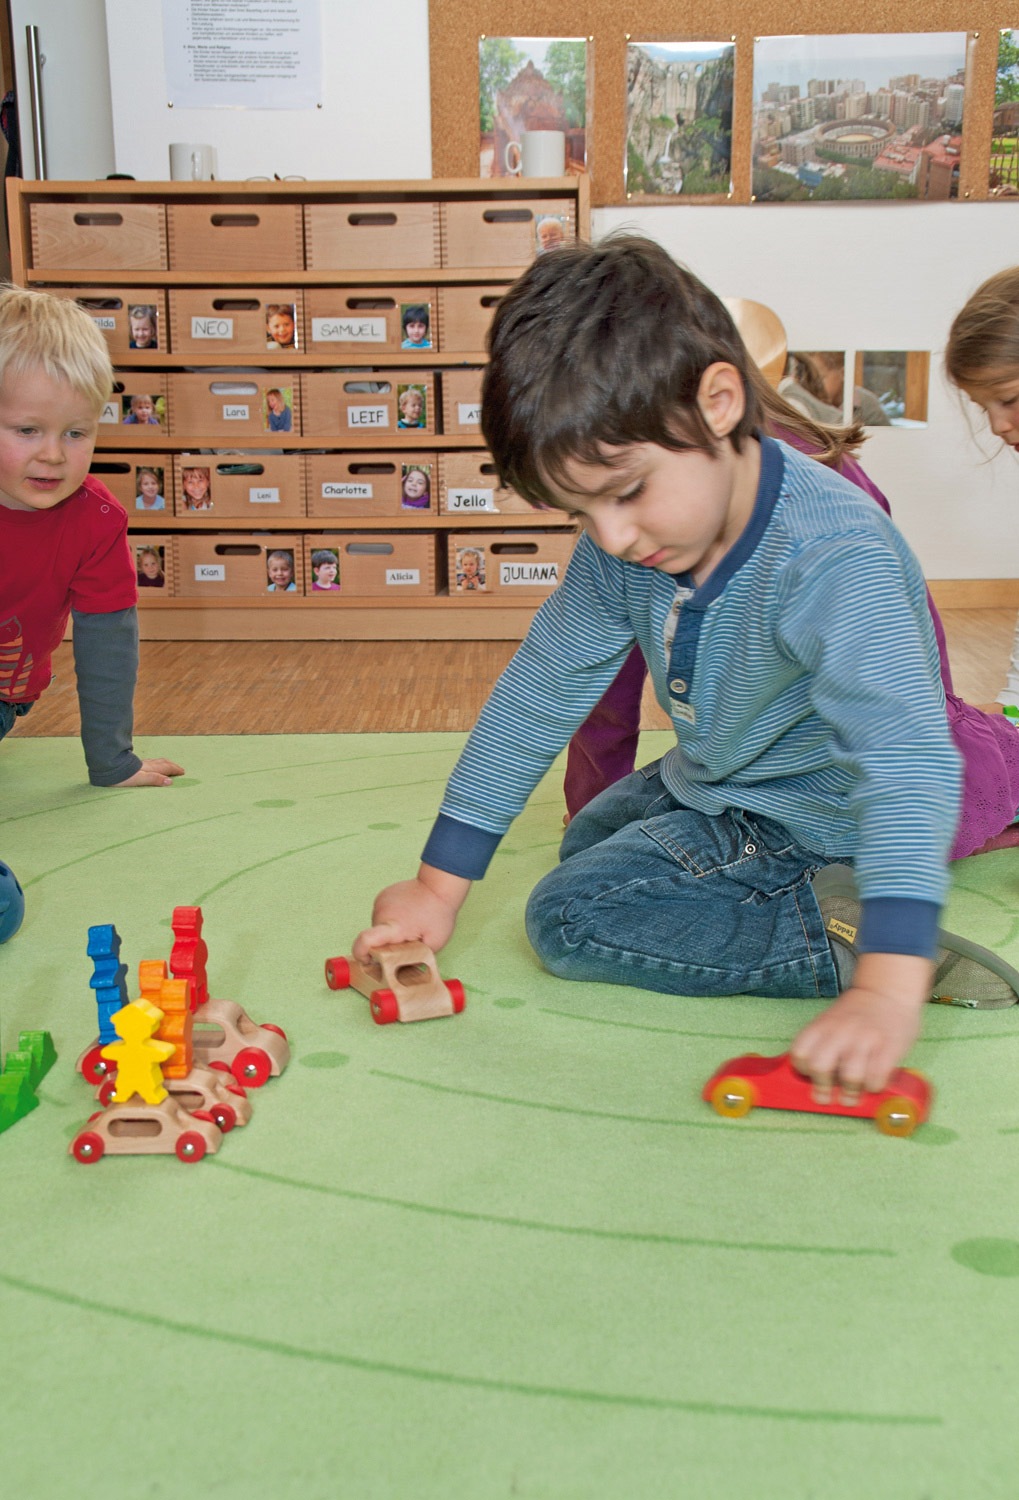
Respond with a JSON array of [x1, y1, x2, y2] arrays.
[[7, 606, 1016, 738]]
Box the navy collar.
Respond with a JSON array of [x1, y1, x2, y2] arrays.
[[673, 434, 784, 609]]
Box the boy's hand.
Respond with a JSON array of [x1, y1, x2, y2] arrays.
[[112, 757, 185, 788], [354, 864, 471, 962], [790, 952, 932, 1101]]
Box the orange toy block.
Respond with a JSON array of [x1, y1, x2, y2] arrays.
[[100, 999, 176, 1105], [170, 906, 209, 1008], [138, 958, 168, 1002], [155, 976, 195, 1079]]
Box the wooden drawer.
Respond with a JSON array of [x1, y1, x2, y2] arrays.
[[174, 534, 306, 598], [90, 454, 173, 514], [167, 203, 303, 270], [130, 534, 177, 596], [304, 202, 441, 270], [306, 532, 439, 597], [174, 455, 305, 517], [438, 452, 530, 515], [440, 368, 483, 435], [440, 199, 576, 267], [304, 286, 439, 355], [168, 289, 304, 356], [301, 371, 436, 438], [448, 531, 574, 596], [51, 288, 167, 358], [30, 201, 167, 270], [168, 373, 301, 438], [305, 452, 438, 517], [101, 375, 169, 437], [436, 285, 505, 353]]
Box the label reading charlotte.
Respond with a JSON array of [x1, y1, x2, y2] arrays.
[[347, 406, 389, 428], [195, 563, 226, 582], [191, 316, 234, 340], [323, 481, 373, 499], [312, 316, 386, 343], [448, 488, 495, 512], [500, 561, 559, 586], [457, 403, 482, 426], [386, 569, 419, 586], [249, 487, 280, 504]]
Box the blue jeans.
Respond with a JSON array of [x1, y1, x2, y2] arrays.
[[0, 699, 32, 741], [525, 762, 841, 999]]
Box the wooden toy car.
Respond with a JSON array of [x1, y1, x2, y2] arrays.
[[96, 1063, 251, 1131], [192, 998, 290, 1087], [70, 1095, 223, 1163], [324, 941, 465, 1025], [702, 1051, 932, 1137]]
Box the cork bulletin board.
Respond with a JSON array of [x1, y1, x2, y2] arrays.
[[429, 3, 1016, 205]]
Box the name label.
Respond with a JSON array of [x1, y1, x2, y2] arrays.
[[323, 481, 373, 499], [347, 405, 389, 428], [448, 487, 495, 512], [386, 569, 419, 586], [500, 561, 559, 586], [92, 315, 117, 331], [191, 316, 234, 340], [458, 402, 482, 426], [195, 563, 226, 582], [312, 316, 386, 343], [223, 404, 249, 420], [100, 401, 119, 424], [249, 486, 280, 504]]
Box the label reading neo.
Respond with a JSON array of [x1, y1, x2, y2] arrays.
[[312, 316, 386, 343], [322, 481, 373, 499], [448, 487, 495, 512], [457, 403, 482, 426], [223, 404, 249, 420], [386, 569, 419, 586], [195, 563, 226, 582], [347, 405, 389, 428], [99, 401, 119, 424], [91, 315, 116, 331], [500, 560, 560, 587], [249, 487, 280, 504], [191, 316, 234, 340]]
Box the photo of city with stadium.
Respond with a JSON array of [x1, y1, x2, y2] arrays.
[[752, 32, 967, 201]]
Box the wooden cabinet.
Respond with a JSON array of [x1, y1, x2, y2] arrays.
[[8, 177, 588, 640]]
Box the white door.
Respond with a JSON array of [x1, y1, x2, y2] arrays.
[[9, 0, 116, 179]]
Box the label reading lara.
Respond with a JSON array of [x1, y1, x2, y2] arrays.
[[223, 404, 249, 421]]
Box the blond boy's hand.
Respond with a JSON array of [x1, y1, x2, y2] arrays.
[[354, 864, 471, 962], [112, 757, 185, 788], [790, 951, 932, 1102]]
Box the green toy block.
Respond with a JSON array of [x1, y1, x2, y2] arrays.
[[0, 1068, 39, 1135], [19, 1030, 56, 1088]]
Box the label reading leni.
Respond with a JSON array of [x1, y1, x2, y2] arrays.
[[249, 487, 280, 504], [499, 560, 560, 587], [457, 403, 482, 426], [448, 487, 495, 512], [312, 316, 386, 343], [386, 569, 419, 586], [195, 563, 226, 582], [223, 404, 249, 420], [347, 405, 389, 428], [191, 316, 234, 340], [323, 481, 373, 499]]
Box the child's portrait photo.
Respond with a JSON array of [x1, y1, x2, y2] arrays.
[[455, 545, 486, 592], [181, 465, 213, 511], [400, 303, 432, 350], [128, 304, 159, 350], [401, 463, 432, 511], [134, 465, 165, 511], [397, 384, 426, 429], [121, 392, 164, 426], [535, 214, 569, 254], [310, 547, 341, 592], [135, 544, 165, 589], [263, 386, 293, 433], [265, 302, 297, 351], [266, 548, 296, 592]]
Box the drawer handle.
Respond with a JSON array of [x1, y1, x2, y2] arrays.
[[479, 463, 498, 475], [90, 461, 131, 474], [73, 212, 123, 226], [481, 208, 533, 223], [348, 462, 396, 474], [346, 212, 397, 227], [209, 381, 258, 395], [346, 297, 396, 310], [480, 294, 503, 307], [347, 542, 393, 555], [212, 298, 260, 311], [343, 380, 391, 394], [216, 462, 264, 475], [77, 296, 123, 311], [490, 542, 538, 555], [210, 214, 260, 228], [213, 544, 262, 556]]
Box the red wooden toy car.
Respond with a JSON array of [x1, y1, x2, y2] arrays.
[[702, 1051, 932, 1136], [324, 941, 465, 1025]]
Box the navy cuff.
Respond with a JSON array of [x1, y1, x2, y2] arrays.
[[858, 897, 941, 960], [421, 814, 502, 880]]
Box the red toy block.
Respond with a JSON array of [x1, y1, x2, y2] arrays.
[[170, 906, 209, 1008], [702, 1051, 932, 1137]]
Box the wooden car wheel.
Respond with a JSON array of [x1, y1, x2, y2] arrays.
[[175, 1131, 208, 1162], [80, 1045, 112, 1085], [232, 1047, 272, 1087], [325, 956, 350, 990], [710, 1076, 756, 1118], [72, 1130, 105, 1163], [370, 988, 400, 1025], [446, 979, 466, 1013], [97, 1077, 117, 1108], [874, 1096, 920, 1137]]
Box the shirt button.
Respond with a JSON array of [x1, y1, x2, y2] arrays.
[[670, 678, 687, 693]]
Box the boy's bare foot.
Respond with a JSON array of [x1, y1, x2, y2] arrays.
[[112, 758, 185, 788]]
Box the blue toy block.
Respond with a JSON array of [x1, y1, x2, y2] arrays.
[[0, 861, 24, 944], [87, 924, 128, 1043]]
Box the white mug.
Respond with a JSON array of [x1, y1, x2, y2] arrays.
[[169, 142, 217, 181], [504, 129, 566, 178]]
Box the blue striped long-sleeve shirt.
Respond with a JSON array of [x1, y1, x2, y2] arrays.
[[422, 436, 961, 958]]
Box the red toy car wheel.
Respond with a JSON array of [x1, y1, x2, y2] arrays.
[[370, 988, 399, 1025], [325, 956, 350, 990], [231, 1047, 272, 1087], [97, 1078, 117, 1107], [210, 1103, 237, 1132], [874, 1096, 920, 1137], [80, 1045, 112, 1085], [72, 1130, 105, 1163], [175, 1131, 208, 1162], [710, 1076, 756, 1118], [446, 979, 466, 1013], [261, 1023, 287, 1039]]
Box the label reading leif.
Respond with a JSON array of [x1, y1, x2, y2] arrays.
[[347, 405, 389, 428], [447, 487, 495, 513], [249, 486, 280, 504], [499, 561, 560, 587], [312, 316, 386, 343], [195, 563, 226, 582], [386, 569, 419, 586], [322, 481, 373, 499]]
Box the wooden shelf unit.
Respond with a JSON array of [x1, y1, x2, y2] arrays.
[[8, 176, 590, 641]]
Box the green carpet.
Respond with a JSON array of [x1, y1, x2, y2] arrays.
[[3, 732, 1019, 1499]]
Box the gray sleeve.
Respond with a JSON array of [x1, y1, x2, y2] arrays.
[[71, 608, 143, 786]]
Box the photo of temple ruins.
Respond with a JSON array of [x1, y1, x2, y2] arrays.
[[625, 42, 734, 197], [479, 37, 587, 178]]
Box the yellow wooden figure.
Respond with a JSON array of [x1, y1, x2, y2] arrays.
[[100, 999, 176, 1105]]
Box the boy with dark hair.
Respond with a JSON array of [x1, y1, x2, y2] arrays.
[[355, 236, 1019, 1097]]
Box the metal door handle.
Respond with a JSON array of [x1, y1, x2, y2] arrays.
[[26, 25, 46, 179]]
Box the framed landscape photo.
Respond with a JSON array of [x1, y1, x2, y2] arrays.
[[479, 36, 587, 177], [626, 41, 734, 197]]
